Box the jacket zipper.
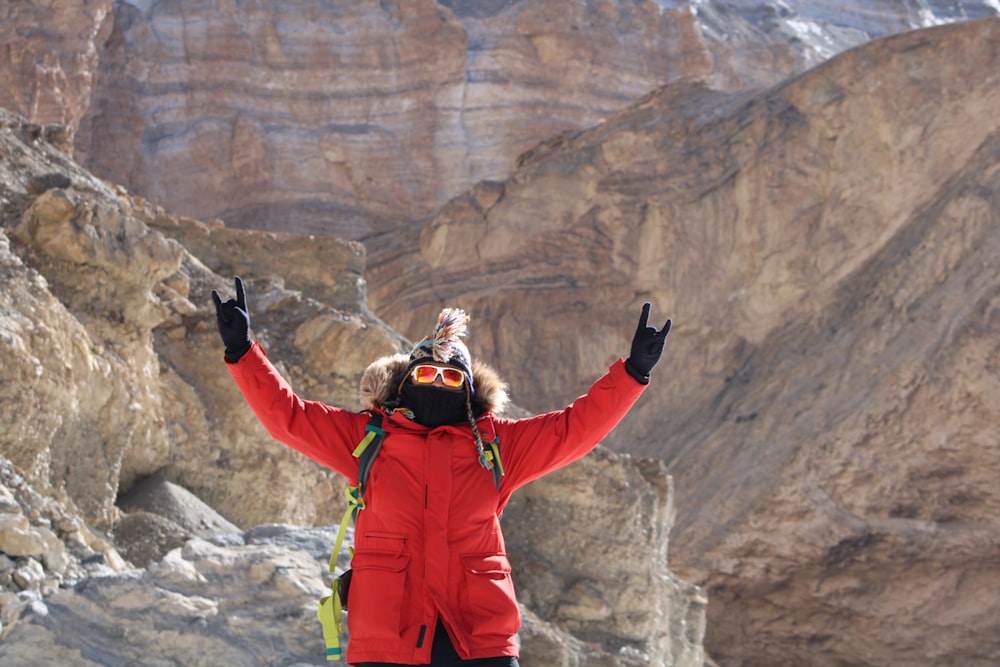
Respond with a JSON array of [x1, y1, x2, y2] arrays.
[[423, 483, 429, 582]]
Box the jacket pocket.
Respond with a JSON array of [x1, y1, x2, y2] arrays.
[[348, 549, 411, 640], [460, 553, 520, 638]]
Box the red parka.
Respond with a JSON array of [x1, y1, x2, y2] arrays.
[[226, 342, 647, 664]]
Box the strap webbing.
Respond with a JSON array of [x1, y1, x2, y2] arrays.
[[317, 412, 385, 662], [484, 438, 503, 490], [318, 485, 363, 661], [317, 588, 343, 661], [355, 415, 385, 499]]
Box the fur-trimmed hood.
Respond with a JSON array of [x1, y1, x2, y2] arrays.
[[359, 353, 509, 415]]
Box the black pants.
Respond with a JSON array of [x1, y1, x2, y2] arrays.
[[357, 619, 519, 667]]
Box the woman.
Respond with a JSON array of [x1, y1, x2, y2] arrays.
[[212, 277, 671, 666]]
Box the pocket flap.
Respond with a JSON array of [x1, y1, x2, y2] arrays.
[[353, 549, 410, 572], [461, 553, 511, 575]]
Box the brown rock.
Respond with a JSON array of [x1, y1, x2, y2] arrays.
[[68, 0, 710, 239], [4, 4, 1000, 665], [368, 18, 1000, 666], [0, 0, 113, 136], [0, 106, 404, 530], [371, 17, 1000, 433], [4, 0, 997, 247], [505, 448, 706, 666], [2, 100, 703, 663]]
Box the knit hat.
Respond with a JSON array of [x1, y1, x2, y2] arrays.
[[402, 308, 475, 396]]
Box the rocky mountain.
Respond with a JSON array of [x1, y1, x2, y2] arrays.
[[3, 2, 1000, 666], [3, 1, 998, 241]]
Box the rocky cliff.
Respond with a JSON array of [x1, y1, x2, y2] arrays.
[[371, 17, 1000, 666], [3, 1, 998, 241], [0, 107, 701, 664], [3, 2, 1000, 666]]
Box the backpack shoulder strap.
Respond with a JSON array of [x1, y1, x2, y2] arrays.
[[353, 411, 386, 499], [327, 411, 385, 568], [488, 440, 502, 490], [479, 417, 503, 491]]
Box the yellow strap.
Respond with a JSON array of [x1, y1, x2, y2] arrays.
[[328, 486, 361, 573], [488, 441, 504, 476], [352, 429, 377, 457], [317, 588, 344, 661], [319, 489, 360, 661], [318, 417, 382, 662]]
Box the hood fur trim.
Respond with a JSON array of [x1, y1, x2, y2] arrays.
[[359, 353, 509, 415]]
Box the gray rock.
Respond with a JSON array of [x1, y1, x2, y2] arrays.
[[117, 470, 241, 538]]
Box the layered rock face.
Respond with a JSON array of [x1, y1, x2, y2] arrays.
[[7, 1, 997, 242], [372, 17, 1000, 428], [71, 0, 710, 239], [0, 0, 112, 136]]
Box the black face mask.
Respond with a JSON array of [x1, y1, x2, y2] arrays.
[[399, 383, 468, 428]]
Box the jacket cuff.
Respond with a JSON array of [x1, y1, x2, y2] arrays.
[[225, 341, 263, 366], [623, 359, 651, 385]]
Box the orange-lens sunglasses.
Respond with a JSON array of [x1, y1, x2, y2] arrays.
[[411, 364, 465, 388]]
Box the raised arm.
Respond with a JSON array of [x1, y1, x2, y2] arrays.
[[497, 303, 672, 490], [212, 277, 364, 478]]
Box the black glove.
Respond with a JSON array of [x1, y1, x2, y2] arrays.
[[211, 277, 252, 362], [625, 302, 671, 384]]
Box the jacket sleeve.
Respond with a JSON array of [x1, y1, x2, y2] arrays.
[[494, 358, 647, 492], [225, 342, 363, 479]]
